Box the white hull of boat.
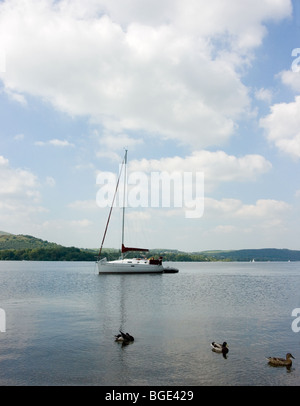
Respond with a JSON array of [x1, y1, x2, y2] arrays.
[[97, 258, 164, 274]]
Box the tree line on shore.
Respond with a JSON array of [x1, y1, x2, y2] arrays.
[[1, 233, 299, 262], [2, 246, 299, 262], [0, 247, 97, 261], [0, 247, 213, 262]]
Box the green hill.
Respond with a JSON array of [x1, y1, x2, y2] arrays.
[[0, 231, 12, 235], [0, 232, 299, 261], [139, 248, 300, 262], [0, 233, 61, 250], [201, 248, 300, 262], [0, 232, 99, 261]]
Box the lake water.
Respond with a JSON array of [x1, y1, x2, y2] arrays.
[[0, 260, 300, 387]]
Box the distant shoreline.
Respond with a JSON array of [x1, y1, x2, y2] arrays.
[[1, 233, 300, 262], [0, 247, 299, 262]]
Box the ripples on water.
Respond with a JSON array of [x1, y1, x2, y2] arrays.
[[0, 261, 300, 386]]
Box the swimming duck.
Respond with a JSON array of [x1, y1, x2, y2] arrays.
[[115, 330, 134, 343], [114, 333, 124, 342], [211, 341, 229, 356], [266, 353, 295, 367], [123, 331, 134, 342]]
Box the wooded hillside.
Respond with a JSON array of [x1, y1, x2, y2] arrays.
[[0, 232, 299, 261]]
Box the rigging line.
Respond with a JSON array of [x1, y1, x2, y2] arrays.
[[121, 149, 127, 256], [97, 150, 127, 260]]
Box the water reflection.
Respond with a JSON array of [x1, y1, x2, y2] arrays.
[[267, 363, 294, 372], [1, 261, 300, 385], [118, 275, 128, 333], [96, 273, 165, 385]]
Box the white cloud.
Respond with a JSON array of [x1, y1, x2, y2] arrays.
[[202, 197, 291, 245], [0, 0, 292, 149], [280, 69, 300, 92], [45, 176, 56, 187], [0, 155, 46, 232], [68, 199, 98, 210], [3, 88, 27, 105], [234, 199, 290, 220], [212, 225, 237, 234], [259, 96, 300, 159], [0, 155, 9, 166], [205, 197, 242, 215], [14, 133, 25, 141], [0, 155, 40, 199], [129, 150, 272, 192], [49, 139, 74, 147], [96, 132, 144, 161], [39, 218, 95, 247], [255, 87, 273, 103], [70, 219, 92, 227], [35, 139, 75, 147], [0, 45, 5, 73], [203, 197, 291, 235]]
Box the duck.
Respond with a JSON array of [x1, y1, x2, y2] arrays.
[[266, 353, 295, 367], [123, 331, 134, 342], [114, 332, 124, 342], [211, 341, 229, 356], [114, 330, 134, 343]]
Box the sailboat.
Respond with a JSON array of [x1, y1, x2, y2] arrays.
[[97, 150, 167, 274]]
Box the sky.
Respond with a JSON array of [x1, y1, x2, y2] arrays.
[[0, 0, 300, 252]]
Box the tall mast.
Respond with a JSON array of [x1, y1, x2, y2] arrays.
[[97, 150, 127, 260], [121, 149, 128, 259]]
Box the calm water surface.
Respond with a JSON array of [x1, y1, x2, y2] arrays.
[[0, 260, 300, 386]]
